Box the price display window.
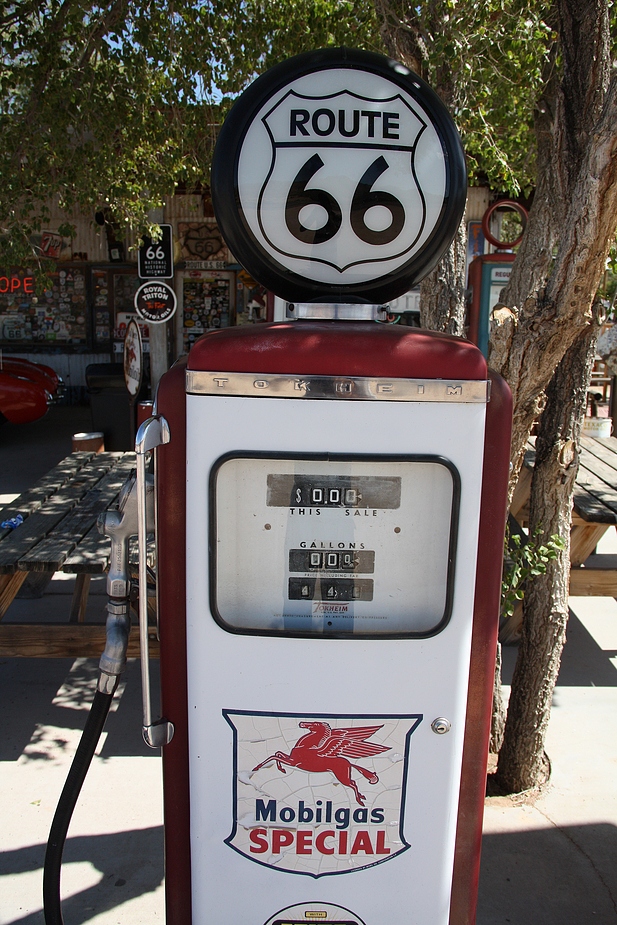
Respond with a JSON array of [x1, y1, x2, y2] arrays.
[[210, 454, 460, 638], [0, 266, 88, 347]]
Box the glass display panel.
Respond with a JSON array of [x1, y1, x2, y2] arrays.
[[211, 455, 459, 637]]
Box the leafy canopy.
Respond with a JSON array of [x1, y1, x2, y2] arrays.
[[0, 0, 556, 267]]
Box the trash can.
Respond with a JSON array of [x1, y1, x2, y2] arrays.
[[72, 431, 105, 453], [86, 364, 144, 451]]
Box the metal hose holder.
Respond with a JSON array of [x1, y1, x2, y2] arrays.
[[136, 414, 174, 749]]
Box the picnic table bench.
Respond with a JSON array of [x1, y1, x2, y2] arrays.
[[5, 434, 617, 654], [503, 432, 617, 640], [0, 451, 159, 658]]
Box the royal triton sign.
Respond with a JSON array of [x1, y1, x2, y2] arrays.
[[212, 48, 466, 305]]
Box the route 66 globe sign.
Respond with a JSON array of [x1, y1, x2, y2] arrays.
[[212, 48, 467, 304]]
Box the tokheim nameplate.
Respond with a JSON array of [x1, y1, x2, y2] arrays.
[[186, 370, 490, 403]]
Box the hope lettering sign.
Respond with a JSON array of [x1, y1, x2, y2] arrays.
[[0, 276, 34, 294], [212, 49, 466, 304]]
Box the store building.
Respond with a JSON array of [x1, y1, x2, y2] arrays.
[[0, 192, 273, 399], [0, 188, 490, 400]]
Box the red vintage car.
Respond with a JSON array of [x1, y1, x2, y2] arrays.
[[0, 357, 63, 424]]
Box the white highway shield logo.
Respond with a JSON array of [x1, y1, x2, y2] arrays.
[[224, 710, 422, 877], [257, 90, 426, 276]]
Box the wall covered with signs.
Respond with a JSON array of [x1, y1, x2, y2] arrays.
[[180, 271, 233, 353], [91, 266, 150, 355], [177, 222, 230, 263], [0, 267, 89, 347]]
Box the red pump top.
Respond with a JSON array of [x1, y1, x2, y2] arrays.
[[187, 322, 487, 380]]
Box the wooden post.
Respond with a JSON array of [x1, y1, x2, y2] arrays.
[[147, 206, 170, 393], [149, 320, 168, 392]]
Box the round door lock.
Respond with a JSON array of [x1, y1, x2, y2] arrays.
[[431, 717, 451, 735]]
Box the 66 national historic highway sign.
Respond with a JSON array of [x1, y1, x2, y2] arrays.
[[212, 48, 466, 304]]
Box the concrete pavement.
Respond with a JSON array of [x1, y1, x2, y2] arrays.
[[479, 600, 617, 924], [1, 404, 616, 923]]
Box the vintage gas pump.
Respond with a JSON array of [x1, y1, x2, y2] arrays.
[[467, 253, 516, 356], [143, 49, 513, 925], [466, 201, 527, 356], [45, 47, 511, 925]]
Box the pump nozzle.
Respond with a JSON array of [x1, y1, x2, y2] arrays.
[[97, 471, 154, 599], [96, 471, 154, 689]]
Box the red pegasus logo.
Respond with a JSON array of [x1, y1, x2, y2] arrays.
[[252, 721, 390, 806]]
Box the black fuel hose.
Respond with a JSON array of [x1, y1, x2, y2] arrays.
[[43, 685, 117, 924]]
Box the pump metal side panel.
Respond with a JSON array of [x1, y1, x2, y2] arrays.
[[184, 388, 486, 925]]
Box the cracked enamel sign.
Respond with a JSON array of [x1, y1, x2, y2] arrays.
[[224, 711, 422, 877]]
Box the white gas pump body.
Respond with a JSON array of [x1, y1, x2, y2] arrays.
[[184, 380, 486, 924]]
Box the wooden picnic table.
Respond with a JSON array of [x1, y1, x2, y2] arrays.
[[6, 434, 617, 654], [0, 451, 159, 658], [503, 432, 617, 641]]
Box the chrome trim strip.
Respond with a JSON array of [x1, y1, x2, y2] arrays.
[[186, 370, 490, 403], [287, 303, 385, 321]]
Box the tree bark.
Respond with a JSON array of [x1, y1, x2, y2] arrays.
[[419, 220, 467, 335], [489, 642, 506, 754], [490, 0, 616, 792], [489, 0, 616, 492], [372, 0, 428, 76], [495, 316, 599, 792]]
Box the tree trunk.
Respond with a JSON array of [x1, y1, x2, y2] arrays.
[[495, 316, 599, 793], [419, 220, 467, 335], [491, 0, 615, 792], [372, 0, 617, 793], [373, 0, 468, 337], [489, 642, 506, 753], [489, 0, 614, 487]]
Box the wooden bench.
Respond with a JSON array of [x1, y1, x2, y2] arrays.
[[0, 451, 159, 658], [503, 432, 617, 641]]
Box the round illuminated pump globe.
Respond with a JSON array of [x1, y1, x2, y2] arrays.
[[212, 48, 467, 305]]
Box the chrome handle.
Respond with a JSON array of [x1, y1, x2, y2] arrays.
[[136, 415, 174, 749]]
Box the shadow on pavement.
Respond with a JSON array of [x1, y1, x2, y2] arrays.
[[0, 657, 159, 761], [2, 821, 616, 924], [0, 825, 163, 924], [501, 609, 617, 688], [479, 822, 617, 925]]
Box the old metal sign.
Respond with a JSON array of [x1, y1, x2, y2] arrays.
[[212, 48, 466, 304], [134, 280, 177, 324], [138, 224, 174, 279], [123, 319, 143, 397], [224, 710, 422, 877]]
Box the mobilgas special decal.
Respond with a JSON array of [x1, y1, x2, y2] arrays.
[[224, 710, 422, 877]]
